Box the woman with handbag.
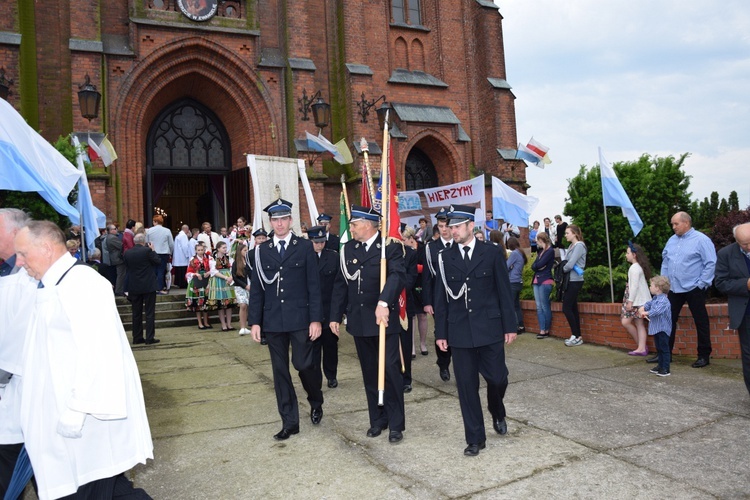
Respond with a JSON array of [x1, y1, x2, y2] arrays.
[[186, 243, 213, 329], [206, 241, 236, 331], [531, 232, 555, 339]]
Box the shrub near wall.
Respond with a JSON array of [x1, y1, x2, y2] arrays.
[[520, 300, 739, 359]]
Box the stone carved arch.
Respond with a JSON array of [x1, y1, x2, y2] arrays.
[[111, 36, 280, 218]]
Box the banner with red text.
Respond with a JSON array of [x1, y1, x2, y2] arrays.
[[398, 175, 486, 233]]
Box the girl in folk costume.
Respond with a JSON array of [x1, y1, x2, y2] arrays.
[[229, 220, 251, 260], [186, 242, 213, 329], [232, 242, 251, 336], [207, 241, 236, 330]]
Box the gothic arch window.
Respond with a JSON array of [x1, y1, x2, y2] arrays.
[[411, 39, 425, 72], [148, 99, 230, 171], [405, 147, 438, 191], [392, 0, 421, 26], [394, 37, 408, 70]]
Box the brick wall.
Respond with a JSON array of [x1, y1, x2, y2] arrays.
[[521, 300, 740, 359]]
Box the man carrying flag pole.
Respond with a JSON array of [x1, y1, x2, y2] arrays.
[[330, 112, 406, 443]]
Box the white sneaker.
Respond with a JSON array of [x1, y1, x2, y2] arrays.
[[239, 328, 249, 336], [563, 335, 576, 346], [566, 336, 583, 347]]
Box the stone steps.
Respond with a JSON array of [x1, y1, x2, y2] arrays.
[[117, 289, 238, 331]]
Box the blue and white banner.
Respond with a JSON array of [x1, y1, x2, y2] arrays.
[[599, 147, 643, 236], [0, 99, 82, 223], [491, 176, 539, 228]]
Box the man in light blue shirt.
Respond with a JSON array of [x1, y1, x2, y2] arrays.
[[658, 211, 716, 368]]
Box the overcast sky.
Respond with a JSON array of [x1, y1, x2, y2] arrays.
[[494, 0, 750, 224]]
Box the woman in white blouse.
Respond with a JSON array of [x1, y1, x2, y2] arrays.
[[621, 242, 653, 355]]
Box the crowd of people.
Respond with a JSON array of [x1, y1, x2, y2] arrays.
[[2, 203, 748, 497]]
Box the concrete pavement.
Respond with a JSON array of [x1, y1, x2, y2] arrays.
[[125, 323, 750, 499]]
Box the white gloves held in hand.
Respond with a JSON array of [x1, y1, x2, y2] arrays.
[[57, 408, 86, 439]]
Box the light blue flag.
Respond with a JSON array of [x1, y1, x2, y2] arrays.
[[599, 147, 643, 236], [72, 136, 107, 253], [491, 176, 539, 228], [0, 99, 83, 222]]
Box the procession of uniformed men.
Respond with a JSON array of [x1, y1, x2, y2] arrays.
[[248, 198, 516, 455]]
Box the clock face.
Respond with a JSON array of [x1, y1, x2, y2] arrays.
[[177, 0, 218, 22]]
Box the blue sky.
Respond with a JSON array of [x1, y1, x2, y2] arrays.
[[494, 0, 750, 224]]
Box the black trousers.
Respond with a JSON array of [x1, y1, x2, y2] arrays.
[[739, 315, 750, 397], [312, 327, 339, 382], [0, 442, 23, 497], [432, 321, 452, 370], [399, 314, 415, 385], [266, 329, 323, 429], [58, 472, 151, 499], [562, 281, 584, 337], [173, 265, 188, 288], [353, 334, 405, 432], [668, 288, 712, 357], [129, 292, 156, 342], [452, 342, 508, 445]]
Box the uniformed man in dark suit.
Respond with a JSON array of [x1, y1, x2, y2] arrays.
[[249, 199, 324, 441], [317, 213, 340, 252], [400, 223, 418, 393], [434, 204, 517, 456], [308, 225, 340, 388], [422, 207, 454, 381], [330, 205, 406, 443], [245, 228, 268, 344]]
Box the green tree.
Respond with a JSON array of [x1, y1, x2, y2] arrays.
[[564, 153, 692, 272], [728, 191, 740, 212]]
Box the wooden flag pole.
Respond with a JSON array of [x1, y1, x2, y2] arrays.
[[340, 174, 351, 219], [377, 114, 390, 407], [360, 137, 377, 206]]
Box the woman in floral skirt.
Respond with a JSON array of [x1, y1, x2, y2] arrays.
[[207, 241, 236, 330], [186, 242, 213, 329]]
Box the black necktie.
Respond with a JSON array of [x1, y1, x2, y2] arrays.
[[463, 245, 470, 265], [445, 242, 451, 249], [278, 240, 286, 259]]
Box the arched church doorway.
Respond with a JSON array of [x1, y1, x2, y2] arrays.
[[146, 98, 248, 231], [405, 147, 439, 191]]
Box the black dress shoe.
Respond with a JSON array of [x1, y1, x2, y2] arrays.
[[403, 384, 412, 393], [692, 357, 710, 368], [388, 430, 403, 443], [133, 339, 145, 345], [327, 379, 338, 388], [273, 427, 299, 440], [646, 355, 659, 363], [493, 418, 507, 435], [439, 368, 451, 381], [464, 442, 486, 456], [366, 425, 387, 438], [310, 407, 323, 425], [145, 338, 160, 345]]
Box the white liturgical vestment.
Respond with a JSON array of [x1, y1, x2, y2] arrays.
[[0, 267, 37, 444], [20, 253, 153, 500]]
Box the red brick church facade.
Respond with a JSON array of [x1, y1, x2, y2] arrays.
[[0, 0, 524, 232]]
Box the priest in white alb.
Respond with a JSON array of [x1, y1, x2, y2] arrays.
[[14, 221, 153, 499]]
